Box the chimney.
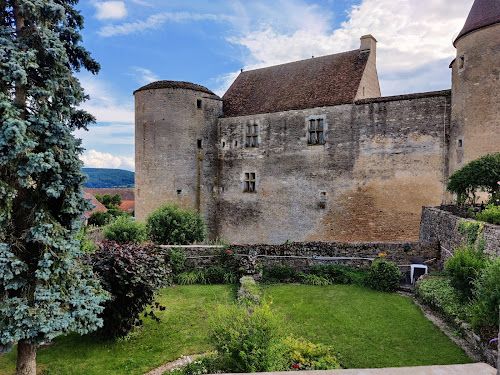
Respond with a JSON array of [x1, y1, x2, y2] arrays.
[[360, 34, 377, 52]]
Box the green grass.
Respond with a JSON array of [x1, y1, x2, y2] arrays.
[[0, 284, 471, 374], [263, 284, 472, 368], [0, 285, 235, 375]]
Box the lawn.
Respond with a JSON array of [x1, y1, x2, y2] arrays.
[[0, 284, 471, 374]]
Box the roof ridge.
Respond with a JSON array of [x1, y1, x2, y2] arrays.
[[238, 48, 361, 75]]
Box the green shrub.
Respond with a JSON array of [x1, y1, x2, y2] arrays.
[[447, 152, 500, 204], [282, 337, 341, 370], [209, 303, 287, 373], [446, 244, 486, 299], [103, 216, 147, 244], [475, 204, 500, 225], [238, 276, 261, 305], [309, 264, 368, 285], [472, 257, 500, 334], [167, 247, 187, 275], [90, 241, 170, 338], [267, 264, 293, 281], [146, 204, 206, 245], [204, 266, 236, 284], [75, 227, 98, 254], [367, 259, 402, 292], [88, 211, 113, 226], [176, 270, 206, 285], [296, 272, 331, 286], [457, 220, 483, 246], [415, 277, 472, 322]]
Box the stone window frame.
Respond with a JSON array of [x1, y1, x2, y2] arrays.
[[243, 172, 257, 193], [245, 120, 260, 148], [306, 114, 327, 145]]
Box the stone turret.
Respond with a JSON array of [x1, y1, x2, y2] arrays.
[[448, 0, 500, 179], [134, 81, 222, 236]]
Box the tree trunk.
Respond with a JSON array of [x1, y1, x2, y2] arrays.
[[16, 340, 36, 375]]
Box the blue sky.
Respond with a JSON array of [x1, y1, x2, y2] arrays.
[[73, 0, 474, 171]]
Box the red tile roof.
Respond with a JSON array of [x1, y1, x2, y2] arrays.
[[222, 49, 369, 117], [83, 193, 108, 219], [454, 0, 500, 45], [119, 201, 135, 212], [84, 188, 135, 201]]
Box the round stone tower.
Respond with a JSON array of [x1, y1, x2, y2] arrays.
[[448, 0, 500, 178], [134, 81, 223, 235]]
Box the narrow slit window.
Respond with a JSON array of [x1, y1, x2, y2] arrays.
[[197, 99, 202, 109], [197, 139, 202, 149]]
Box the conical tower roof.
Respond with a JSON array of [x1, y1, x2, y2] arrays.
[[454, 0, 500, 45]]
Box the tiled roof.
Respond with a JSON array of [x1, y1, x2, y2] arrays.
[[222, 49, 369, 117], [119, 201, 135, 212], [134, 80, 217, 96], [84, 188, 135, 201], [454, 0, 500, 44], [83, 193, 108, 219]]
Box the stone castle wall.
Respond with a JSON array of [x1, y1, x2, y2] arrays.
[[134, 87, 222, 235], [216, 91, 451, 244], [420, 206, 500, 260], [448, 24, 500, 185]]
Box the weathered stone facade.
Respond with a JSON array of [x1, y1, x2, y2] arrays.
[[134, 2, 499, 245], [216, 92, 450, 243]]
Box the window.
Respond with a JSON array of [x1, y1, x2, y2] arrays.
[[197, 99, 202, 109], [244, 172, 256, 192], [458, 55, 465, 70], [307, 118, 325, 145], [197, 139, 202, 149], [246, 122, 259, 147]]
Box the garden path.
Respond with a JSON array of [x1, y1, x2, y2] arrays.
[[144, 353, 206, 375]]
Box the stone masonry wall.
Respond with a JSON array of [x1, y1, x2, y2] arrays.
[[174, 241, 441, 272], [420, 206, 500, 261], [216, 91, 450, 244]]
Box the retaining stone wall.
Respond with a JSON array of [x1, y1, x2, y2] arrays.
[[420, 206, 500, 261], [169, 241, 440, 272]]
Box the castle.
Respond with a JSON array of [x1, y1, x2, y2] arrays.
[[134, 0, 499, 244]]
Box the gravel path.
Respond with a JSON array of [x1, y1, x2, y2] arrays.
[[144, 354, 207, 375]]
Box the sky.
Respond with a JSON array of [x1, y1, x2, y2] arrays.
[[73, 0, 475, 171]]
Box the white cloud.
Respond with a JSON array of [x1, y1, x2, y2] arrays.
[[74, 124, 134, 146], [131, 67, 159, 86], [98, 11, 231, 37], [78, 74, 134, 123], [81, 150, 135, 170], [94, 1, 128, 20], [219, 0, 472, 96]]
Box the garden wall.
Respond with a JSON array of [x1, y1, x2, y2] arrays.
[[420, 206, 500, 260], [163, 241, 441, 272]]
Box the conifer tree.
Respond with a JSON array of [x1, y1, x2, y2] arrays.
[[0, 1, 107, 374]]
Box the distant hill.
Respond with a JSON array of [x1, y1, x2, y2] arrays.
[[83, 168, 134, 188]]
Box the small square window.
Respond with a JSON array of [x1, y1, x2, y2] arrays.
[[307, 117, 325, 145], [244, 172, 256, 192], [246, 121, 259, 147]]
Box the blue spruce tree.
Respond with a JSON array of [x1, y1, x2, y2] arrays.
[[0, 1, 107, 374]]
